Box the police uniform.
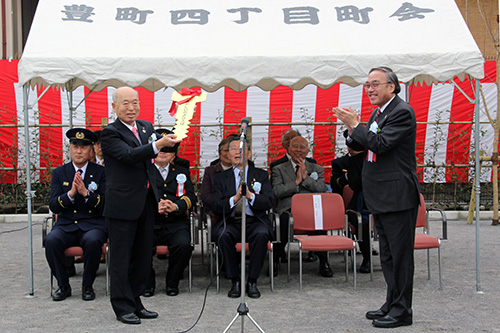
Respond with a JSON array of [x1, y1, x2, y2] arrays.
[[145, 129, 197, 296], [45, 128, 107, 301]]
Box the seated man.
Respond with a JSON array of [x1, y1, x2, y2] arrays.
[[272, 136, 333, 278], [201, 135, 237, 220], [211, 136, 274, 299], [45, 128, 107, 301], [144, 129, 197, 297], [270, 128, 318, 263]]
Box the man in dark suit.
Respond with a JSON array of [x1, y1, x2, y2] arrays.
[[201, 135, 235, 220], [45, 128, 107, 302], [143, 129, 196, 297], [335, 67, 420, 328], [272, 136, 332, 277], [101, 87, 180, 325], [211, 136, 274, 299]]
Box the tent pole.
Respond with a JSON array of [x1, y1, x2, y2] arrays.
[[68, 81, 74, 129], [473, 78, 483, 294], [23, 84, 36, 298]]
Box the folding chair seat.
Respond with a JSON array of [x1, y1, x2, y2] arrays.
[[414, 193, 447, 289], [289, 193, 356, 290]]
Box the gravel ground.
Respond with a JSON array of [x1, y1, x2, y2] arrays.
[[0, 217, 499, 332]]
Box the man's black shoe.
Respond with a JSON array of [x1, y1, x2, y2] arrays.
[[359, 260, 371, 274], [266, 262, 279, 277], [135, 309, 159, 319], [82, 286, 95, 301], [142, 287, 155, 297], [372, 314, 412, 328], [117, 313, 141, 324], [166, 287, 179, 296], [52, 286, 71, 301], [319, 262, 333, 277], [366, 309, 387, 320], [305, 251, 318, 262], [246, 281, 261, 298], [228, 281, 241, 298]]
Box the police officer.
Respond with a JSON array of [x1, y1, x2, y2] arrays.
[[45, 128, 107, 301], [143, 129, 197, 297]]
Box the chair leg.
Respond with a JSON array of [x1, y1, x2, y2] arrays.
[[200, 230, 205, 266], [188, 257, 192, 292], [287, 243, 291, 283], [215, 245, 220, 293], [105, 245, 110, 296], [299, 247, 303, 290], [352, 248, 357, 290], [50, 270, 54, 296], [344, 250, 348, 282], [269, 246, 274, 292], [438, 246, 443, 290], [369, 221, 374, 281], [209, 243, 214, 279], [427, 249, 431, 280]]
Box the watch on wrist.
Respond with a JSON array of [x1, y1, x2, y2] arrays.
[[84, 191, 91, 199]]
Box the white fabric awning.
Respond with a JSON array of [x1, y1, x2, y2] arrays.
[[19, 0, 484, 91]]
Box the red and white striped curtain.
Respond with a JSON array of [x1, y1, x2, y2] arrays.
[[1, 60, 498, 184]]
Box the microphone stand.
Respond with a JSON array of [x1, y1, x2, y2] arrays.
[[223, 134, 265, 333]]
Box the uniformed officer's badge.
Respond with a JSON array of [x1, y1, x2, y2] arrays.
[[310, 172, 318, 181], [252, 181, 261, 194], [88, 181, 98, 191], [176, 173, 187, 196], [76, 132, 84, 139]]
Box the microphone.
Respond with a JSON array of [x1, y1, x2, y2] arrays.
[[239, 118, 250, 150]]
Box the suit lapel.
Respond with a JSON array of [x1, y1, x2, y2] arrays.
[[136, 121, 148, 145], [114, 119, 141, 147], [377, 96, 401, 127]]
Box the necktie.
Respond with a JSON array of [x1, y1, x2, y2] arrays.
[[160, 167, 168, 181], [77, 169, 83, 176], [132, 127, 141, 143], [374, 107, 381, 122], [235, 171, 244, 217], [295, 165, 299, 175]]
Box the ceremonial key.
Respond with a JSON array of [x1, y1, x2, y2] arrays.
[[169, 88, 207, 140]]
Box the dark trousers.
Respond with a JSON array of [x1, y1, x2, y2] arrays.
[[107, 190, 155, 317], [147, 226, 193, 289], [213, 216, 270, 281], [45, 227, 107, 288], [374, 207, 418, 318]]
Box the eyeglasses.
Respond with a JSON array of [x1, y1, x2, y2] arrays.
[[363, 82, 390, 90]]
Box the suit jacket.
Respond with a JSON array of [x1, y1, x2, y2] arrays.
[[350, 95, 420, 214], [272, 160, 327, 215], [200, 162, 225, 211], [211, 165, 274, 236], [101, 119, 159, 220], [153, 164, 197, 234], [330, 154, 350, 195], [270, 154, 317, 171], [49, 162, 106, 233]]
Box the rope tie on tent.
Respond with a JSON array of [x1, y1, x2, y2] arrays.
[[168, 87, 202, 116]]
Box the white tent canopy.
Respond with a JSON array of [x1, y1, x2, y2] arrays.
[[19, 0, 483, 91], [19, 0, 486, 296]]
